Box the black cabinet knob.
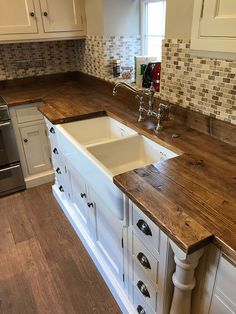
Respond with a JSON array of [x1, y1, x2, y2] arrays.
[[30, 12, 35, 17], [49, 127, 55, 134], [137, 305, 146, 314], [59, 185, 64, 192], [137, 252, 151, 269], [53, 148, 58, 155], [24, 138, 28, 143], [56, 168, 61, 174], [137, 219, 152, 236], [80, 193, 86, 198], [43, 11, 48, 16], [137, 281, 150, 298], [87, 202, 94, 208]]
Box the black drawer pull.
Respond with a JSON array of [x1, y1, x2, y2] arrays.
[[49, 127, 55, 134], [137, 305, 146, 314], [137, 280, 150, 298], [87, 202, 94, 208], [137, 219, 152, 236], [56, 167, 61, 174], [137, 252, 151, 269], [80, 193, 86, 198], [53, 148, 59, 155], [59, 185, 64, 192]]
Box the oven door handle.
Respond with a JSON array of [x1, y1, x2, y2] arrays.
[[0, 164, 20, 172], [0, 121, 11, 127]]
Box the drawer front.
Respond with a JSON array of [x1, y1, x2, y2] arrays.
[[133, 289, 156, 314], [132, 204, 160, 254], [16, 103, 44, 124], [133, 263, 157, 311], [132, 232, 159, 284]]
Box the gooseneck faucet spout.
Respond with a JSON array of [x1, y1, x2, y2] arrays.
[[113, 81, 169, 134], [112, 82, 144, 96]]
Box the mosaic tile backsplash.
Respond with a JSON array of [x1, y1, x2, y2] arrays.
[[0, 40, 77, 80], [76, 35, 141, 79], [0, 36, 235, 125], [160, 39, 236, 125]]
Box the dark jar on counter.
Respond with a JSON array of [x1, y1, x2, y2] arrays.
[[113, 59, 121, 78]]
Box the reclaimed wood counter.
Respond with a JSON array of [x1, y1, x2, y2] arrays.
[[1, 74, 236, 261]]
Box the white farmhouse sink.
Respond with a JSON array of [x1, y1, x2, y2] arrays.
[[56, 117, 178, 220], [87, 135, 178, 176], [60, 116, 137, 146]]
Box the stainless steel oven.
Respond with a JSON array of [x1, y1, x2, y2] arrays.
[[0, 96, 25, 196]]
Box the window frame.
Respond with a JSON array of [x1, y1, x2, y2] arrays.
[[140, 0, 166, 56]]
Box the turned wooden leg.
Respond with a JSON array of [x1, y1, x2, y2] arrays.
[[170, 241, 205, 314]]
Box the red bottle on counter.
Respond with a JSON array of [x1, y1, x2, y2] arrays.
[[151, 62, 161, 92]]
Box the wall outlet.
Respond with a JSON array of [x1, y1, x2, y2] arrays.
[[16, 59, 44, 69], [34, 59, 45, 67]]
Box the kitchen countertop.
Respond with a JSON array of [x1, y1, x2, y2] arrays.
[[1, 74, 236, 261]]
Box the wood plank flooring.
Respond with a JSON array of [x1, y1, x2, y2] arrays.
[[0, 183, 121, 314]]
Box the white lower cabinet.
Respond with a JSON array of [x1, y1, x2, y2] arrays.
[[46, 118, 236, 314], [90, 187, 125, 286], [20, 123, 51, 174], [10, 103, 53, 188], [209, 256, 236, 314]]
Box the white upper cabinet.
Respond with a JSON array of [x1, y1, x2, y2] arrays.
[[200, 0, 236, 37], [40, 0, 82, 32], [0, 0, 38, 34], [0, 0, 85, 42], [191, 0, 236, 53]]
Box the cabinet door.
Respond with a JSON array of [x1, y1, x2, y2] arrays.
[[90, 189, 124, 285], [200, 0, 236, 37], [70, 170, 91, 238], [20, 123, 51, 175], [40, 0, 83, 32], [0, 0, 38, 35]]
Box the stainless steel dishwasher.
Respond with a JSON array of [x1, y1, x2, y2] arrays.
[[0, 96, 25, 196]]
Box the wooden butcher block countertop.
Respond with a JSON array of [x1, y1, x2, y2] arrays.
[[1, 73, 236, 261]]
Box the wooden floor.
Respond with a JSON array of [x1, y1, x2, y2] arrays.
[[0, 183, 121, 314]]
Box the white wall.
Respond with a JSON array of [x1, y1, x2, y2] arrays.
[[165, 0, 194, 39], [85, 0, 104, 36], [103, 0, 140, 36]]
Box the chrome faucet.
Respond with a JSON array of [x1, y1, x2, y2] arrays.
[[112, 82, 168, 134]]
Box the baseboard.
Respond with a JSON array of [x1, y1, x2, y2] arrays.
[[25, 169, 55, 188], [52, 185, 136, 314]]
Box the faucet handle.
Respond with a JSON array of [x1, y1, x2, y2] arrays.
[[159, 103, 169, 110]]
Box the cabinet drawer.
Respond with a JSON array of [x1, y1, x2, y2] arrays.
[[132, 232, 158, 284], [133, 289, 156, 314], [133, 263, 157, 311], [15, 103, 43, 124], [132, 204, 160, 254]]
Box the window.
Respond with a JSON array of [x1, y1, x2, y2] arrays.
[[141, 0, 166, 60]]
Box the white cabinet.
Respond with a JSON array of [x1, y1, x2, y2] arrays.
[[128, 203, 173, 314], [10, 103, 53, 188], [200, 0, 236, 38], [70, 168, 91, 238], [209, 255, 236, 314], [46, 119, 210, 314], [191, 0, 236, 53], [40, 0, 83, 33], [0, 0, 38, 34], [90, 187, 124, 285], [0, 0, 85, 42], [20, 123, 51, 174]]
